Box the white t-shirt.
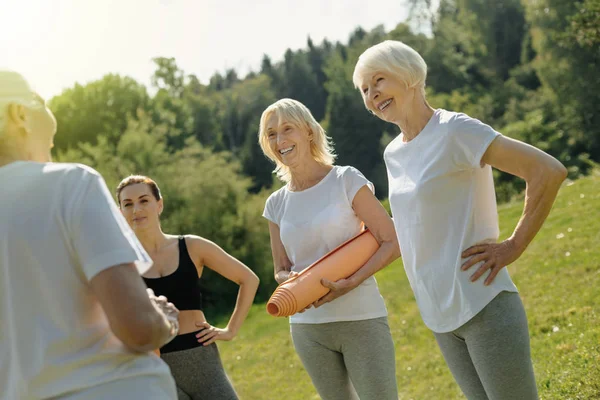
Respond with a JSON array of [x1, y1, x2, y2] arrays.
[[0, 161, 174, 400], [263, 165, 388, 324], [384, 109, 518, 333]]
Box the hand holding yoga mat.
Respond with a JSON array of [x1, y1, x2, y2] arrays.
[[267, 229, 380, 317]]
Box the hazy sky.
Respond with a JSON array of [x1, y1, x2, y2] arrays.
[[1, 0, 415, 99]]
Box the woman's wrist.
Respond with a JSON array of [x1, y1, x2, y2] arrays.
[[506, 235, 527, 256], [345, 274, 363, 289], [225, 325, 237, 337]]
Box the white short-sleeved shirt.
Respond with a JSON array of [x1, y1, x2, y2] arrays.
[[0, 161, 174, 400], [384, 109, 518, 333], [263, 165, 388, 324]]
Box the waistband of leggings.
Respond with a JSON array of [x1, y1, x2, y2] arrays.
[[160, 329, 206, 354]]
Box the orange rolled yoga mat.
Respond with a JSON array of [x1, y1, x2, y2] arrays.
[[266, 228, 380, 317]]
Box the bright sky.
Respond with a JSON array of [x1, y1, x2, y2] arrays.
[[1, 0, 416, 99]]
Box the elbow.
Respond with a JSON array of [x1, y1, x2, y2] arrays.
[[241, 270, 260, 291], [547, 159, 568, 186], [391, 240, 401, 261], [121, 331, 156, 353], [110, 313, 164, 353], [529, 157, 568, 188], [555, 162, 568, 182], [248, 271, 260, 290], [382, 237, 401, 263]]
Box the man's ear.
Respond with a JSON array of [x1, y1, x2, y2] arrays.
[[7, 103, 27, 129]]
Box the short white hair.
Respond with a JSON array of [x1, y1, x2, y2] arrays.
[[0, 70, 41, 134], [258, 98, 336, 183], [353, 40, 428, 96]]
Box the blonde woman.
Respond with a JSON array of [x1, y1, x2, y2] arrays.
[[259, 98, 400, 400], [353, 40, 567, 399], [0, 70, 178, 399]]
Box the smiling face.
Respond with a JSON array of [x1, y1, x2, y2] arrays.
[[118, 183, 163, 231], [265, 113, 314, 168], [358, 71, 415, 124]]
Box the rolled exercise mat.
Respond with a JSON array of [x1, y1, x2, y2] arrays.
[[266, 228, 380, 317]]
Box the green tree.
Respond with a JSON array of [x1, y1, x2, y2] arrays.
[[149, 57, 194, 149], [324, 46, 390, 197], [525, 0, 600, 160], [218, 75, 278, 191], [50, 74, 150, 151], [184, 74, 224, 149], [306, 37, 331, 121], [280, 49, 322, 118]]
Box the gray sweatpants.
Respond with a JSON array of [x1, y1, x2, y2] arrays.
[[434, 291, 538, 400], [290, 316, 398, 400], [160, 343, 238, 400]]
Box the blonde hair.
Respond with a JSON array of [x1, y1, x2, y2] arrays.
[[0, 70, 41, 135], [258, 98, 336, 183], [353, 40, 428, 97]]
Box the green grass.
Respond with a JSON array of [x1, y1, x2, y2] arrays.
[[218, 171, 600, 400]]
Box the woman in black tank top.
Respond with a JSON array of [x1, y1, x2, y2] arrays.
[[117, 175, 259, 400]]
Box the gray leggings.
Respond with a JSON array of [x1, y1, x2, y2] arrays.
[[434, 291, 538, 400], [160, 342, 238, 400], [291, 316, 398, 400]]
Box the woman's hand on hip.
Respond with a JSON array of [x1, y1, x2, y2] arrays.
[[461, 239, 521, 285], [195, 321, 235, 346], [313, 278, 357, 308]]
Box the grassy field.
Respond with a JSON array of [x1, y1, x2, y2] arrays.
[[218, 171, 600, 400]]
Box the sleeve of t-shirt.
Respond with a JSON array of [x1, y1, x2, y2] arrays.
[[342, 166, 375, 205], [69, 168, 152, 281], [262, 193, 278, 225], [449, 113, 501, 169]]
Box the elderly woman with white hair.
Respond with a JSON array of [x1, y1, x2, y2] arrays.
[[259, 98, 400, 400], [0, 70, 180, 399], [350, 40, 567, 399]]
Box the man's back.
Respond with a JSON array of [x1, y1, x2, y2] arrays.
[[0, 161, 173, 399]]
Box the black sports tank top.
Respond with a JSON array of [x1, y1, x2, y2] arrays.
[[143, 236, 203, 311]]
